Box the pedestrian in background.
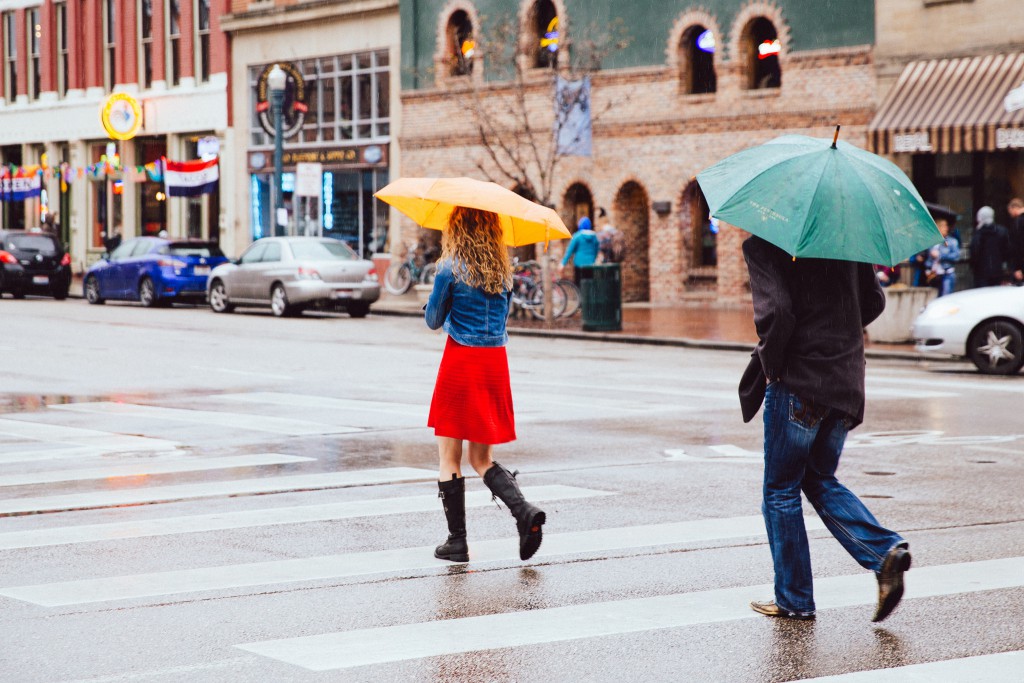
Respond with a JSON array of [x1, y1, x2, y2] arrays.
[[596, 207, 627, 264], [1007, 198, 1024, 284], [424, 206, 546, 564], [558, 215, 599, 285], [740, 235, 911, 623], [873, 263, 900, 287], [926, 217, 960, 296], [969, 206, 1011, 288]]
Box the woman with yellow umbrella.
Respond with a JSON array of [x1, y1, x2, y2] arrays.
[[375, 177, 571, 563]]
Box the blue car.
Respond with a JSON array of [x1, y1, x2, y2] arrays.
[[84, 237, 228, 307]]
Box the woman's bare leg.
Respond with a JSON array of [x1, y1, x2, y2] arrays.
[[467, 442, 494, 477], [437, 437, 464, 480]]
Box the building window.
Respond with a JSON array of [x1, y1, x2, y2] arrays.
[[139, 0, 153, 89], [167, 0, 181, 86], [680, 25, 716, 95], [445, 10, 474, 77], [103, 0, 116, 91], [248, 50, 391, 147], [195, 0, 211, 82], [27, 9, 41, 100], [528, 1, 559, 69], [56, 3, 69, 96], [2, 12, 16, 102], [744, 17, 781, 90]]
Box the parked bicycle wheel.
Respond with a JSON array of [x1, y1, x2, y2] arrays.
[[384, 263, 414, 295], [421, 262, 438, 285], [557, 278, 581, 317], [527, 281, 568, 320]]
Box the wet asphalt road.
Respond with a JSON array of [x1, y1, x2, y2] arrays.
[[1, 298, 1023, 682]]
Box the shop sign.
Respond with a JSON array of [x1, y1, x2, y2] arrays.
[[996, 128, 1024, 150], [100, 93, 143, 141], [197, 136, 220, 160], [893, 131, 932, 153], [255, 62, 308, 139], [247, 145, 388, 172], [294, 163, 323, 197], [1004, 83, 1024, 113]]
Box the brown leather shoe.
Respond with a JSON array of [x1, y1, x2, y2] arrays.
[[750, 600, 816, 621], [873, 542, 911, 623]]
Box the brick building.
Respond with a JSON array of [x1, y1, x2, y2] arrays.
[[0, 0, 231, 271], [221, 0, 399, 259], [399, 0, 878, 304]]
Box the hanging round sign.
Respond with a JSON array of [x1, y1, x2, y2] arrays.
[[101, 93, 143, 140]]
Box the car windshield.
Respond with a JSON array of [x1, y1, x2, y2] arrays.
[[289, 240, 357, 261], [6, 234, 58, 255], [160, 242, 225, 258]]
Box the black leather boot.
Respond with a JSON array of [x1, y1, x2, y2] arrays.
[[435, 476, 469, 562], [483, 462, 546, 561]]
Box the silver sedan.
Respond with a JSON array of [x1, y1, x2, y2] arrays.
[[207, 237, 381, 317]]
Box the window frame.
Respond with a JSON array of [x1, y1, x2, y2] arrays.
[[2, 12, 17, 102], [27, 8, 41, 100], [56, 1, 69, 97], [194, 0, 211, 83], [166, 0, 181, 87], [103, 0, 116, 92], [138, 0, 154, 89]]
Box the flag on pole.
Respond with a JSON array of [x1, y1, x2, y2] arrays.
[[164, 157, 219, 197]]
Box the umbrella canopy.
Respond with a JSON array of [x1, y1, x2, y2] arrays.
[[696, 132, 943, 266], [373, 177, 571, 247]]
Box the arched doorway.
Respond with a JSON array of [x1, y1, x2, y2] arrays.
[[612, 181, 649, 302], [680, 180, 717, 292], [562, 182, 593, 229]]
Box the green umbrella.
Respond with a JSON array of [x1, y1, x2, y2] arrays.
[[696, 128, 942, 266]]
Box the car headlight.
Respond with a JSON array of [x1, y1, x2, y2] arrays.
[[922, 304, 960, 319]]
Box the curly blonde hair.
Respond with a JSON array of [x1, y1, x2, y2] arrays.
[[441, 207, 512, 294]]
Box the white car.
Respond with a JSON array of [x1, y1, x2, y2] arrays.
[[912, 285, 1024, 375], [207, 237, 381, 318]]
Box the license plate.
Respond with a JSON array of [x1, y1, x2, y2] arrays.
[[332, 290, 353, 299], [194, 266, 210, 275], [32, 275, 49, 285]]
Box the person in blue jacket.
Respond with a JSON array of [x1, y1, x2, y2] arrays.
[[558, 215, 599, 284]]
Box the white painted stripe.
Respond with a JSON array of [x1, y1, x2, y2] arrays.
[[217, 392, 426, 417], [236, 556, 1024, 671], [0, 467, 437, 516], [0, 515, 822, 606], [0, 418, 178, 452], [793, 651, 1024, 682], [0, 486, 610, 550], [865, 387, 958, 399], [868, 374, 1024, 395], [0, 453, 314, 488], [48, 402, 362, 436]]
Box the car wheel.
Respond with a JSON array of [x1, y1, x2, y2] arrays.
[[85, 276, 104, 305], [138, 277, 158, 308], [208, 279, 234, 313], [967, 320, 1024, 375], [12, 289, 26, 299], [270, 283, 294, 317], [52, 285, 69, 300], [347, 302, 370, 318]]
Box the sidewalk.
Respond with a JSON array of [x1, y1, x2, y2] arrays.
[[373, 291, 926, 361]]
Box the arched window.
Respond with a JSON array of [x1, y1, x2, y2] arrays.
[[446, 10, 475, 77], [562, 182, 593, 228], [528, 0, 559, 69], [744, 17, 781, 89], [679, 25, 716, 95]]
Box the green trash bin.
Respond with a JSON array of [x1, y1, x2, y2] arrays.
[[579, 264, 622, 332]]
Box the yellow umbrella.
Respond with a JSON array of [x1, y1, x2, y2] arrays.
[[373, 176, 571, 246]]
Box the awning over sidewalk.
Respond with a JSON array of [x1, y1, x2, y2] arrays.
[[868, 52, 1024, 154]]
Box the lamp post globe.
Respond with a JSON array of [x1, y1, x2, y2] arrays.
[[268, 64, 287, 236]]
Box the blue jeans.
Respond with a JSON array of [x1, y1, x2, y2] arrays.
[[762, 382, 903, 614]]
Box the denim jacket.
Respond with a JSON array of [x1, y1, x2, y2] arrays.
[[424, 260, 511, 347]]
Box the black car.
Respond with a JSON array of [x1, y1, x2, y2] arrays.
[[0, 229, 72, 299]]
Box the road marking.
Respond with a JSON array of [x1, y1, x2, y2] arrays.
[[58, 657, 257, 683], [0, 515, 823, 606], [791, 650, 1024, 682], [0, 418, 178, 453], [235, 556, 1024, 671], [868, 374, 1024, 395], [0, 453, 314, 488], [191, 365, 296, 381], [864, 386, 958, 399], [217, 392, 426, 418], [48, 402, 362, 436], [0, 486, 610, 550], [0, 467, 437, 517], [664, 446, 761, 463]]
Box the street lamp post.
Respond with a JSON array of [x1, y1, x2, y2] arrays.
[[267, 64, 287, 237]]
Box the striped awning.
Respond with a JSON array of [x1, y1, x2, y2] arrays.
[[869, 53, 1024, 154]]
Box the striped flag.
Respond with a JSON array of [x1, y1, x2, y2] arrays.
[[164, 157, 219, 197]]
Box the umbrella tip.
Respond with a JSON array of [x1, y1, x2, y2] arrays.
[[831, 125, 841, 149]]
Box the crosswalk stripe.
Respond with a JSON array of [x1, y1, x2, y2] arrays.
[[48, 402, 363, 436], [0, 467, 437, 517], [0, 418, 178, 454], [0, 486, 610, 550], [0, 515, 824, 606], [216, 392, 426, 418], [791, 650, 1024, 682], [0, 453, 314, 488], [235, 556, 1024, 671]]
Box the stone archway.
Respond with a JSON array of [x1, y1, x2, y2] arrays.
[[561, 182, 593, 229], [679, 179, 717, 292], [612, 180, 650, 302]]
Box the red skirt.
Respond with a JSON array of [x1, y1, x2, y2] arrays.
[[428, 337, 516, 445]]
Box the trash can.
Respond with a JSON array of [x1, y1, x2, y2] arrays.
[[579, 264, 622, 332]]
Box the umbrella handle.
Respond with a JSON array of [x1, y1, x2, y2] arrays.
[[831, 125, 840, 149]]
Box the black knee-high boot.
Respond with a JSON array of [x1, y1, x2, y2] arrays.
[[483, 462, 546, 561], [435, 476, 469, 562]]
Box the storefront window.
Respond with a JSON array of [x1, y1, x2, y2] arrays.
[[91, 143, 121, 250]]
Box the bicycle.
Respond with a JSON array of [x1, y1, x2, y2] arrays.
[[509, 258, 568, 320], [384, 242, 439, 295]]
